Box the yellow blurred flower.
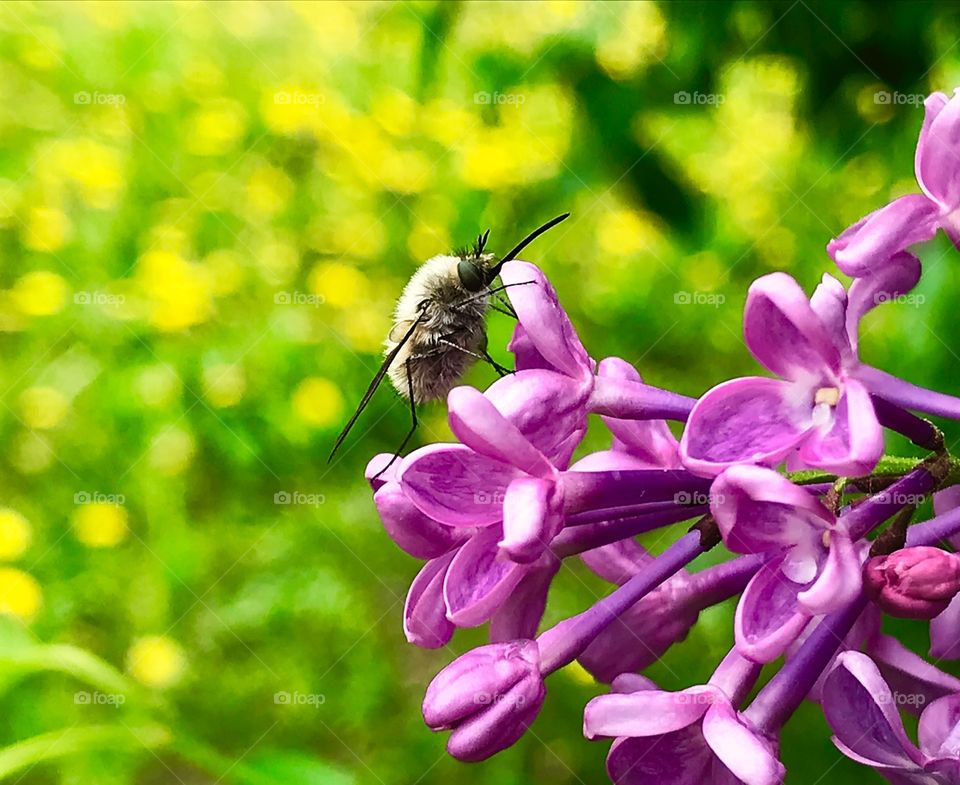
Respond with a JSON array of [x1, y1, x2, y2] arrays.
[[134, 364, 182, 408], [203, 364, 246, 408], [372, 89, 417, 137], [148, 426, 196, 476], [11, 432, 54, 475], [0, 509, 31, 560], [127, 635, 186, 688], [186, 99, 247, 157], [19, 386, 69, 429], [72, 502, 128, 548], [292, 377, 344, 428], [23, 207, 71, 252], [246, 164, 293, 216], [407, 221, 452, 262], [203, 249, 247, 297], [10, 270, 68, 316], [256, 240, 300, 286], [0, 568, 42, 620], [596, 208, 668, 257], [307, 262, 369, 309], [136, 250, 213, 332], [47, 139, 124, 209], [595, 2, 668, 80]]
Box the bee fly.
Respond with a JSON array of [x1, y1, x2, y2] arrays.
[[328, 213, 570, 472]]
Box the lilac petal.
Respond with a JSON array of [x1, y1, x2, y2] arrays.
[[828, 194, 940, 277], [796, 532, 862, 615], [580, 538, 653, 585], [499, 477, 563, 563], [507, 322, 554, 372], [846, 252, 923, 353], [822, 651, 925, 769], [744, 272, 841, 380], [797, 379, 883, 477], [404, 552, 456, 648], [483, 370, 589, 469], [489, 554, 560, 642], [919, 693, 960, 758], [365, 453, 399, 491], [870, 633, 960, 716], [809, 273, 850, 357], [400, 444, 519, 527], [448, 386, 555, 479], [443, 526, 526, 626], [679, 377, 811, 477], [583, 686, 717, 739], [702, 702, 785, 785], [500, 261, 593, 380], [711, 465, 833, 555], [605, 730, 718, 785], [934, 486, 960, 551], [568, 449, 655, 473], [374, 482, 465, 559], [930, 594, 960, 660], [611, 673, 658, 693], [916, 88, 960, 210], [735, 560, 812, 663], [599, 357, 681, 468]]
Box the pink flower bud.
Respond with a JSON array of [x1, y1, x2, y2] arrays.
[[864, 547, 960, 619]]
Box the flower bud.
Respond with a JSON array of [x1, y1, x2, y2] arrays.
[[864, 547, 960, 619], [421, 640, 545, 761]]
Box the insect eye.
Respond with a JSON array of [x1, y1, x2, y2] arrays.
[[457, 259, 486, 292]]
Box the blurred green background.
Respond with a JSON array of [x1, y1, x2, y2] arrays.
[[1, 1, 960, 782]]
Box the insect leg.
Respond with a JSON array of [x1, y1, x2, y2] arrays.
[[453, 280, 536, 309], [371, 358, 419, 481], [437, 339, 512, 378]]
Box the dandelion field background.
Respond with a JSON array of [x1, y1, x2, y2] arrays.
[[1, 1, 960, 783]]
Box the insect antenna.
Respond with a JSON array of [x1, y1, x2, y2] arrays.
[[486, 212, 569, 281], [328, 313, 426, 464], [370, 357, 419, 481]]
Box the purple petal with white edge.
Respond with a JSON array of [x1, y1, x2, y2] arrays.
[[796, 532, 862, 615], [365, 453, 399, 491], [498, 476, 563, 563], [822, 651, 925, 769], [846, 252, 923, 353], [702, 701, 785, 785], [580, 537, 654, 585], [797, 379, 883, 477], [916, 91, 951, 205], [500, 260, 593, 380], [404, 552, 456, 648], [735, 560, 813, 663], [400, 444, 519, 527], [869, 633, 960, 716], [679, 377, 812, 478], [711, 465, 833, 556], [916, 88, 960, 210], [930, 593, 960, 660], [583, 686, 718, 739], [809, 273, 851, 357], [448, 386, 555, 479], [484, 369, 589, 469], [599, 357, 681, 468], [374, 482, 465, 559], [919, 693, 960, 758], [828, 194, 940, 277], [744, 272, 842, 380], [568, 449, 657, 473], [443, 526, 527, 626], [489, 554, 560, 642]]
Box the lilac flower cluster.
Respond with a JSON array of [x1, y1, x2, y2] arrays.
[[364, 90, 960, 783]]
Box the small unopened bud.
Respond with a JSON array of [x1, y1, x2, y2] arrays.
[[864, 547, 960, 619], [421, 640, 545, 761]]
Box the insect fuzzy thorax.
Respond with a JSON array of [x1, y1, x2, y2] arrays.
[[385, 252, 494, 403]]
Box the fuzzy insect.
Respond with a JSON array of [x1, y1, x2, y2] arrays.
[[329, 213, 570, 467]]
